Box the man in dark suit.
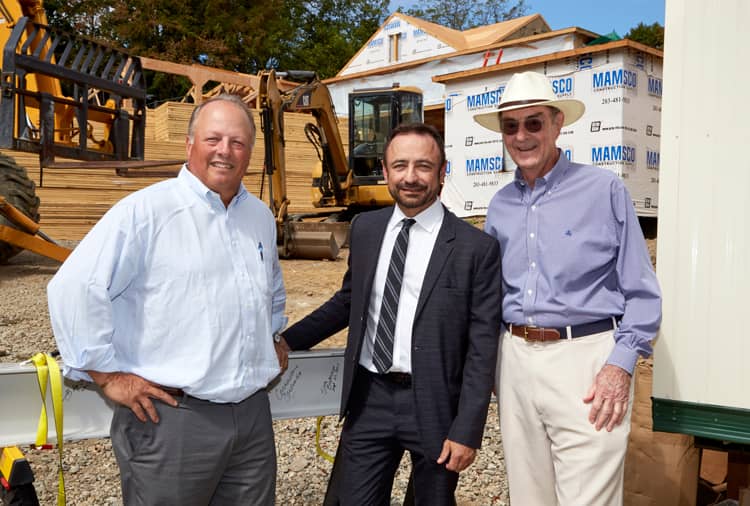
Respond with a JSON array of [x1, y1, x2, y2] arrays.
[[276, 123, 502, 505]]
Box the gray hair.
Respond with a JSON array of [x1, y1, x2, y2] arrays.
[[187, 94, 256, 147]]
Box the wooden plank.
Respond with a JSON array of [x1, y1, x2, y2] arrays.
[[1, 104, 350, 241]]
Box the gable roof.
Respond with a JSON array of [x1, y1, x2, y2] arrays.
[[393, 12, 550, 51], [326, 25, 597, 85], [335, 12, 550, 78]]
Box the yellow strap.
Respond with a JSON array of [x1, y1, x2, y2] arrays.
[[30, 352, 66, 506], [31, 354, 49, 444], [314, 416, 335, 464]]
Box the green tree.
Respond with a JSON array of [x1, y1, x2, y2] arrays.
[[625, 22, 664, 49], [282, 0, 390, 78], [43, 0, 388, 102], [404, 0, 528, 30], [44, 0, 110, 38]]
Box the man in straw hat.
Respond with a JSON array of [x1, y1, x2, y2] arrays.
[[475, 71, 661, 505]]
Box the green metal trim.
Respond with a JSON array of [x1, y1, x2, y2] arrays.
[[652, 397, 750, 444]]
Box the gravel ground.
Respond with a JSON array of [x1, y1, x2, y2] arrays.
[[0, 243, 509, 505]]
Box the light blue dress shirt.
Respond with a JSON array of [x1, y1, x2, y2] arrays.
[[484, 151, 661, 374], [48, 166, 287, 403]]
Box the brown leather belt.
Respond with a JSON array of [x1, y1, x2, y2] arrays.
[[507, 318, 616, 342], [382, 371, 412, 386]]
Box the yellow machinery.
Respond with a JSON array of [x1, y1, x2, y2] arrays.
[[0, 0, 151, 263], [258, 69, 422, 259], [0, 2, 152, 502], [0, 446, 37, 505]]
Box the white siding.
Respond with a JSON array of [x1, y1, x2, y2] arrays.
[[653, 0, 750, 408], [339, 16, 456, 76]]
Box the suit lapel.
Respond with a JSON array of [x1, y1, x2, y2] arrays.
[[414, 207, 456, 321], [360, 208, 393, 314]]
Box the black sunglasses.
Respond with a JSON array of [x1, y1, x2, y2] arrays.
[[500, 116, 544, 136]]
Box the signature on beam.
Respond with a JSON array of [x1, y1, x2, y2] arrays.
[[321, 362, 340, 395], [275, 365, 302, 401]]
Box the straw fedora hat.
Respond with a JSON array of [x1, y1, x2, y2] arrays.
[[473, 71, 585, 132]]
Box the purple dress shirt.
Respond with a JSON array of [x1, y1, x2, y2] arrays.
[[484, 151, 661, 374]]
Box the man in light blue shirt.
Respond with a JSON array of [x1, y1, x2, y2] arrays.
[[48, 94, 286, 505], [475, 71, 661, 505]]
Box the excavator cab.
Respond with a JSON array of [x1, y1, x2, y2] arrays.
[[349, 87, 422, 183]]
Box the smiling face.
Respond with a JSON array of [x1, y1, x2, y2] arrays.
[[382, 131, 446, 217], [501, 105, 564, 184], [186, 99, 255, 206]]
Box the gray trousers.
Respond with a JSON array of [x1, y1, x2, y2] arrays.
[[111, 389, 276, 506]]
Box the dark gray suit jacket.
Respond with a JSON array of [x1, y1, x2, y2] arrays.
[[284, 205, 502, 459]]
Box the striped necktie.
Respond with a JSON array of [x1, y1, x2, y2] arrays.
[[372, 218, 416, 373]]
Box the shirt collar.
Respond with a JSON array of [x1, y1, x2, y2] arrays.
[[513, 148, 570, 190], [388, 198, 444, 234], [178, 165, 248, 207]]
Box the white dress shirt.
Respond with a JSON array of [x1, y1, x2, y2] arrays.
[[48, 166, 287, 403], [360, 199, 444, 373]]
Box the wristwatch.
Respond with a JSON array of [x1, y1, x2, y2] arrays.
[[273, 331, 283, 344]]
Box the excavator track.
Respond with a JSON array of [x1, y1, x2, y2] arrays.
[[0, 153, 40, 263]]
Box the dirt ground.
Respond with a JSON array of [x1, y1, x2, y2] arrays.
[[280, 252, 349, 346]]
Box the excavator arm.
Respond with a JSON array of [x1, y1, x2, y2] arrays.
[[258, 70, 347, 260]]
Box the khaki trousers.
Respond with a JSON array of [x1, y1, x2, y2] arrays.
[[497, 329, 632, 506]]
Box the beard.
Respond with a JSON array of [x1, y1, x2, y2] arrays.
[[389, 182, 438, 211]]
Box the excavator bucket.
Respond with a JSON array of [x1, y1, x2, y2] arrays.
[[282, 221, 350, 260]]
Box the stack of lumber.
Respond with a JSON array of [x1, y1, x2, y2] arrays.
[[4, 101, 349, 240]]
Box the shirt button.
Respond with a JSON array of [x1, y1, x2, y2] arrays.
[[529, 232, 535, 238], [527, 289, 533, 295], [530, 261, 536, 269], [531, 205, 537, 211], [527, 316, 534, 324]]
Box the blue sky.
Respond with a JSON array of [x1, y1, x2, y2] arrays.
[[389, 0, 665, 38]]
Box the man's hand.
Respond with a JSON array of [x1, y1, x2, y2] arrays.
[[582, 364, 632, 432], [88, 371, 178, 423], [436, 439, 476, 472], [274, 336, 291, 373]]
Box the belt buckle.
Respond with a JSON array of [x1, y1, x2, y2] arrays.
[[523, 325, 535, 341]]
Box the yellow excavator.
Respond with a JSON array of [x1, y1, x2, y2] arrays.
[[258, 69, 423, 259], [0, 0, 157, 264]]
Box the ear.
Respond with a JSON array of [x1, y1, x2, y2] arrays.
[[439, 161, 447, 186], [554, 110, 565, 130]]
